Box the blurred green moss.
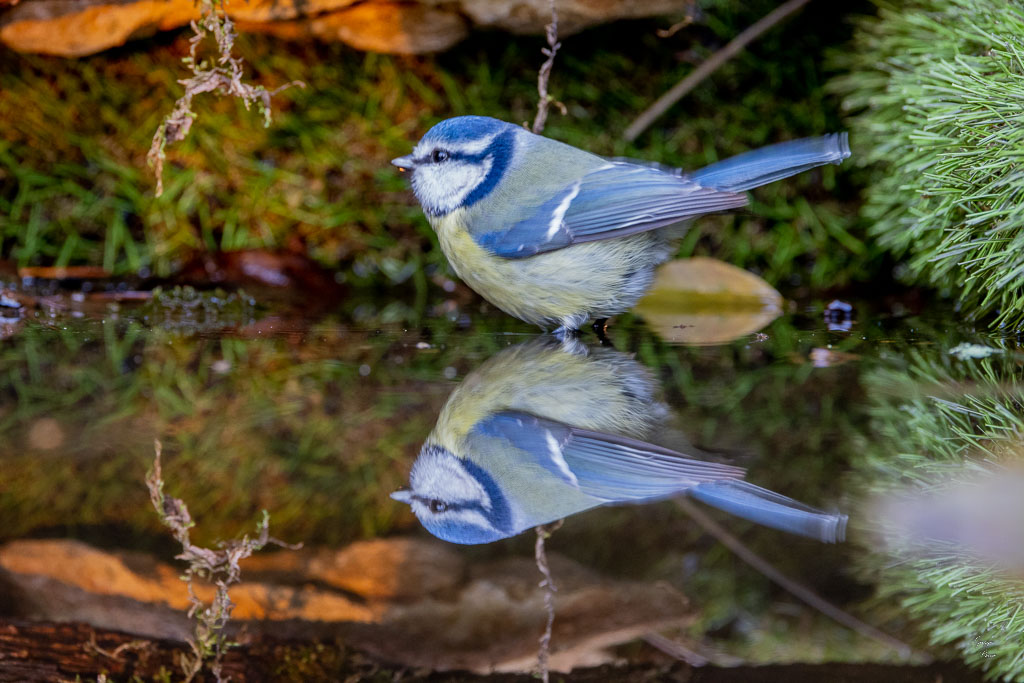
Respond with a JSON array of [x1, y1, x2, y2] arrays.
[[832, 0, 1024, 326], [1, 0, 871, 292]]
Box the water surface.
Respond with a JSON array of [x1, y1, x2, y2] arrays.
[[2, 284, 1018, 665]]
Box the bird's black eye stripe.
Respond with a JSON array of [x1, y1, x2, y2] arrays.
[[418, 143, 497, 166], [412, 493, 456, 513]]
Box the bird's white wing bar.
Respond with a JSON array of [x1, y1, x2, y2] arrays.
[[471, 411, 745, 501], [546, 179, 582, 241], [475, 163, 746, 259]]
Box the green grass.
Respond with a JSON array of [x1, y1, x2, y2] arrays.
[[832, 0, 1024, 327], [1, 0, 871, 293]]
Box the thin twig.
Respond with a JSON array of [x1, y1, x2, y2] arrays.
[[86, 632, 152, 663], [531, 0, 563, 134], [642, 632, 721, 667], [656, 5, 698, 39], [624, 0, 813, 142], [534, 519, 563, 683], [674, 498, 923, 659], [531, 8, 563, 679]]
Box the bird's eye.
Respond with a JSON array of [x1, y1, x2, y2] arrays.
[[431, 149, 449, 163], [428, 499, 448, 513]]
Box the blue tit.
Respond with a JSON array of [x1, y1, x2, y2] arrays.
[[390, 338, 847, 545], [392, 116, 850, 335]]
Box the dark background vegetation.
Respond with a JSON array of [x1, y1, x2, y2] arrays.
[[0, 0, 876, 297]]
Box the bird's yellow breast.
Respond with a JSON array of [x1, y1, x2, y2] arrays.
[[430, 210, 665, 328]]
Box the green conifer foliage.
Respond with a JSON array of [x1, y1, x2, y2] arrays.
[[856, 349, 1024, 680], [834, 0, 1024, 325]]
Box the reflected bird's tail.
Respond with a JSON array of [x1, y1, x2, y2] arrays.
[[690, 134, 850, 193], [689, 480, 848, 543]]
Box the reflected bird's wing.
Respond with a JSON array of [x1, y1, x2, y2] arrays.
[[474, 163, 747, 259], [471, 411, 745, 501], [471, 411, 849, 542], [689, 480, 848, 543]]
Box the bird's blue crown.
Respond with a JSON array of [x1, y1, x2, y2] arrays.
[[421, 115, 512, 145], [413, 116, 518, 215]]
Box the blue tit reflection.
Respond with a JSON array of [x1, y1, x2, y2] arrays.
[[392, 339, 847, 545]]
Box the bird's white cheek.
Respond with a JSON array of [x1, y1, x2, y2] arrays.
[[411, 159, 492, 215], [447, 508, 493, 530]]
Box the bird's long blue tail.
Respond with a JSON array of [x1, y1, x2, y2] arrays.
[[689, 480, 848, 543], [690, 134, 850, 193]]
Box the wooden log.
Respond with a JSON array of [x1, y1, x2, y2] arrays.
[[0, 619, 988, 683]]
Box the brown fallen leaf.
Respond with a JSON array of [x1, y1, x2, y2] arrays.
[[177, 249, 345, 304], [239, 538, 465, 600], [0, 537, 692, 673], [18, 266, 111, 279], [0, 539, 378, 624], [635, 257, 783, 344]]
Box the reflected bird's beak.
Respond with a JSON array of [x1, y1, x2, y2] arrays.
[[391, 156, 416, 172], [390, 488, 413, 504]]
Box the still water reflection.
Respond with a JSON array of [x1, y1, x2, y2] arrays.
[[3, 291, 1024, 667], [392, 338, 846, 544]]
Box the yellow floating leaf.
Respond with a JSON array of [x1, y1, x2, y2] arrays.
[[635, 257, 783, 345]]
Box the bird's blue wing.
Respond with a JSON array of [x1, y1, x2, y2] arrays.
[[688, 134, 850, 193], [474, 163, 747, 259], [689, 480, 848, 543], [605, 135, 851, 194], [471, 411, 745, 500]]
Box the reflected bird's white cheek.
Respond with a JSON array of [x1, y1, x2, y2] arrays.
[[411, 453, 489, 508]]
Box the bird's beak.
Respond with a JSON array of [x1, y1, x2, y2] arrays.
[[391, 155, 417, 172], [390, 488, 413, 504]]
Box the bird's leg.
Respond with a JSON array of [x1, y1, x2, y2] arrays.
[[592, 318, 613, 346]]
